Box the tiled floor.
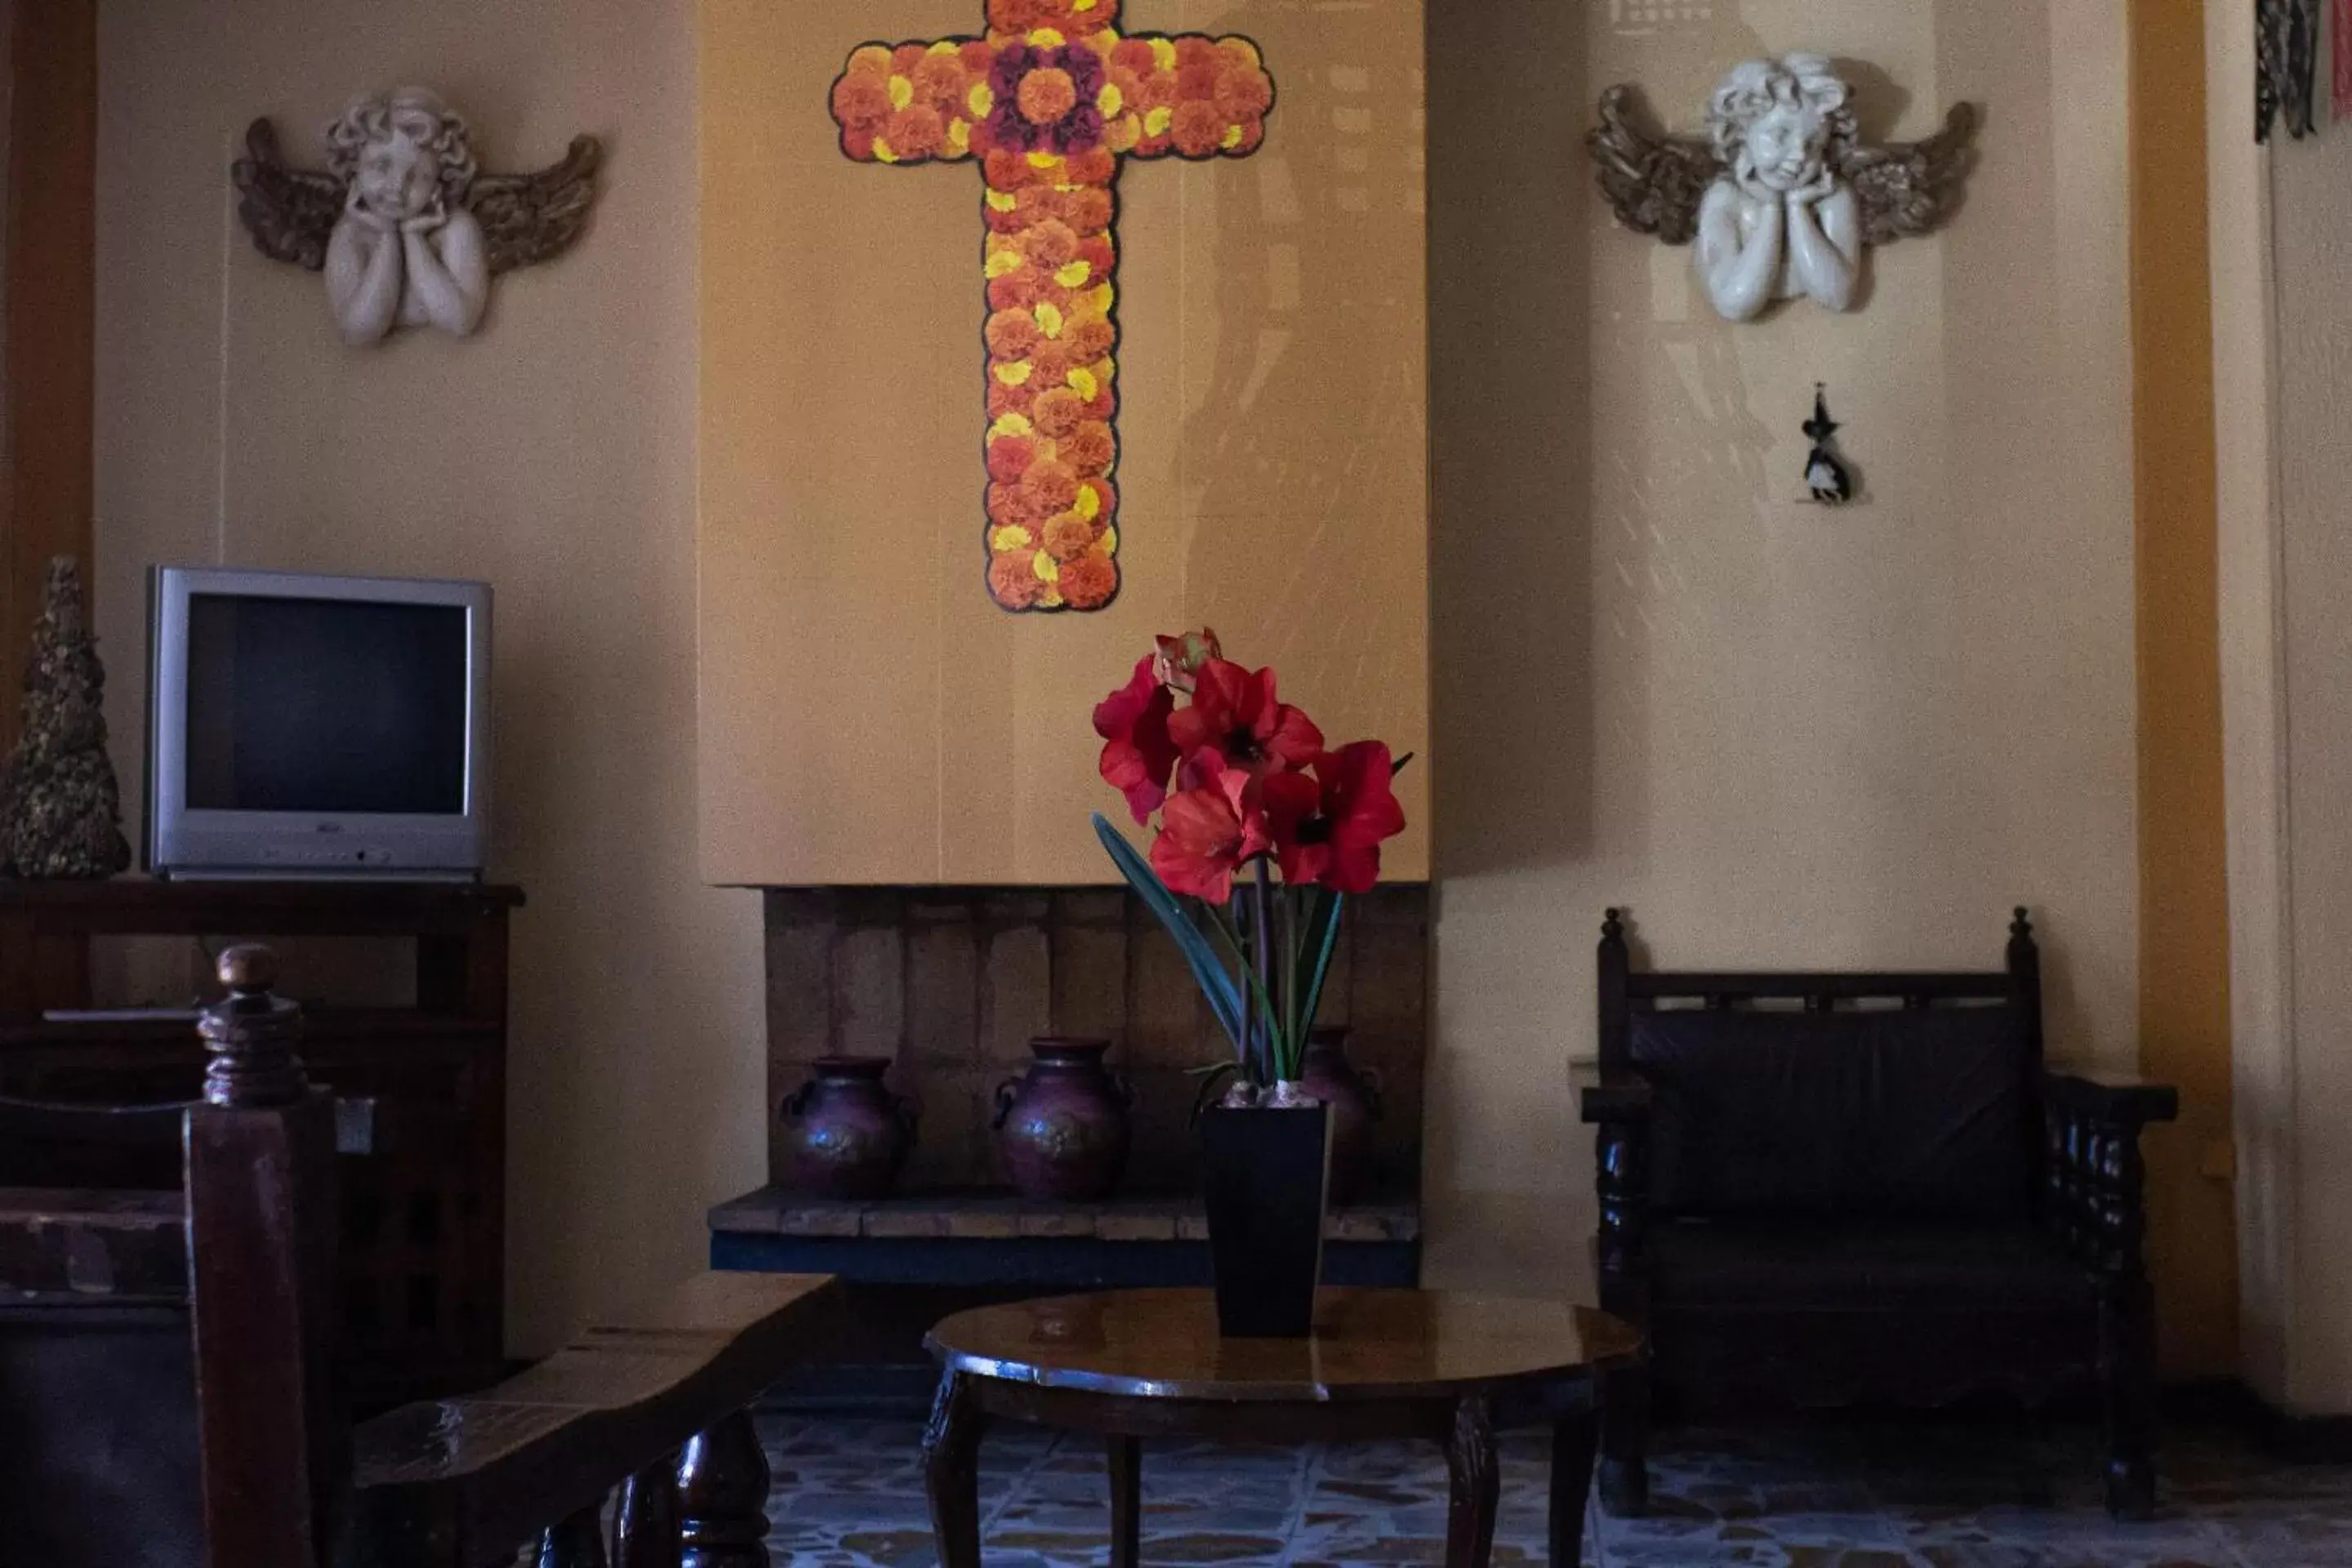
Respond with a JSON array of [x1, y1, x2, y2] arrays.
[[756, 1412, 2352, 1566]]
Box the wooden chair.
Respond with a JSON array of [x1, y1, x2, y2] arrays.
[[1581, 909, 2178, 1521], [0, 944, 841, 1566]]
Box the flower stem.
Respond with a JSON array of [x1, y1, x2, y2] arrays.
[[1252, 858, 1281, 1081]]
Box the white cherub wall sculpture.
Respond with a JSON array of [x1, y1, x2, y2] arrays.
[[233, 88, 601, 346], [1588, 56, 1976, 323]]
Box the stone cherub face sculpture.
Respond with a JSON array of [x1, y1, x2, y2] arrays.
[[1587, 56, 1977, 323], [231, 89, 603, 347]]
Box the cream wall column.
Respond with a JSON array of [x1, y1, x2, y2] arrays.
[[2210, 0, 2352, 1414]]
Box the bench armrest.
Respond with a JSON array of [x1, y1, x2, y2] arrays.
[[2042, 1069, 2178, 1129], [1580, 1068, 1655, 1125]]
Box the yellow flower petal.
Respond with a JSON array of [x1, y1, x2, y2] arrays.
[[888, 76, 915, 111], [1102, 523, 1119, 552], [1027, 150, 1062, 171], [969, 82, 995, 118], [1089, 283, 1116, 314], [1098, 83, 1124, 117], [985, 249, 1023, 278], [1067, 367, 1099, 400], [1054, 260, 1093, 289], [1032, 550, 1061, 583], [1143, 105, 1173, 137], [1223, 122, 1244, 151], [990, 412, 1035, 439], [1035, 302, 1065, 338], [929, 38, 960, 54], [991, 525, 1034, 552], [1075, 483, 1102, 521], [994, 360, 1033, 385], [948, 118, 971, 155], [987, 189, 1017, 213], [873, 139, 899, 164], [1223, 38, 1263, 68], [1040, 587, 1066, 608], [1074, 0, 1098, 10], [1027, 27, 1066, 46], [849, 45, 893, 75], [1150, 38, 1178, 70], [1107, 114, 1140, 153]]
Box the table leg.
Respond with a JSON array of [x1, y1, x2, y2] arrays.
[[1443, 1393, 1499, 1568], [678, 1410, 773, 1568], [1108, 1434, 1142, 1567], [1549, 1412, 1599, 1566], [924, 1370, 989, 1568]]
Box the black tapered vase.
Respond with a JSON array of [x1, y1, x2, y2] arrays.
[[1198, 1100, 1332, 1338]]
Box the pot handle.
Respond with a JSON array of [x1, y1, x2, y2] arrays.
[[991, 1078, 1019, 1131], [1361, 1066, 1387, 1121], [780, 1082, 812, 1119]]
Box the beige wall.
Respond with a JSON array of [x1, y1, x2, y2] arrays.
[[92, 0, 764, 1356], [2208, 0, 2352, 1414], [1424, 2, 2140, 1296]]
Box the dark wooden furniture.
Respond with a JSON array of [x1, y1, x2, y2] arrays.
[[0, 944, 844, 1567], [0, 877, 521, 1402], [920, 1288, 1641, 1568], [1582, 908, 2180, 1521]]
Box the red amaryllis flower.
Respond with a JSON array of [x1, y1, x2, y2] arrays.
[[1152, 628, 1221, 691], [1258, 742, 1406, 893], [1168, 658, 1323, 777], [1093, 655, 1178, 824], [1148, 766, 1269, 902]]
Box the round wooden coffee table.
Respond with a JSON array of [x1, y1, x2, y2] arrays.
[[920, 1287, 1642, 1567]]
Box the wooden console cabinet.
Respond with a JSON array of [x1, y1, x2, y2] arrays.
[[0, 878, 521, 1405]]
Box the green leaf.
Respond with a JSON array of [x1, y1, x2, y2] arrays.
[[1296, 888, 1346, 1040], [1092, 813, 1244, 1047]]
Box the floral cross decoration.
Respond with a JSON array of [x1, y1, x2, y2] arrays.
[[830, 0, 1276, 613]]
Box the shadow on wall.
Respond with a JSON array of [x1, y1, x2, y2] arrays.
[[1427, 0, 1593, 880]]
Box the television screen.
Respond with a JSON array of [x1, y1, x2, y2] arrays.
[[183, 593, 470, 815]]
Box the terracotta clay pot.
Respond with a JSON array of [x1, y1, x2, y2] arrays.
[[778, 1055, 917, 1200], [1300, 1026, 1385, 1205], [993, 1037, 1132, 1202]]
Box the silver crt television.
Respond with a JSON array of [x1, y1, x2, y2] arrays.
[[145, 567, 492, 880]]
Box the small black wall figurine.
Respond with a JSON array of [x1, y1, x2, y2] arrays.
[[1802, 384, 1854, 506]]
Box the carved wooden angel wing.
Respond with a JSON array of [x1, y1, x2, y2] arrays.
[[230, 119, 345, 272], [469, 136, 603, 275], [1586, 85, 1722, 246], [1839, 103, 1979, 247]]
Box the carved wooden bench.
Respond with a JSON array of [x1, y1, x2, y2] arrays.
[[0, 946, 841, 1567]]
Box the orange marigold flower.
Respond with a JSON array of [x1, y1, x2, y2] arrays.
[[986, 310, 1044, 360], [1018, 67, 1079, 125], [989, 482, 1053, 529], [846, 44, 894, 77], [1043, 511, 1098, 562], [989, 271, 1045, 312], [987, 434, 1038, 483], [989, 553, 1046, 610], [1171, 100, 1224, 157], [1137, 70, 1179, 111], [1063, 186, 1114, 234], [1227, 117, 1264, 155], [831, 73, 893, 132], [1065, 149, 1117, 185], [987, 201, 1025, 236], [1031, 387, 1087, 439], [841, 127, 877, 161], [1176, 61, 1220, 101], [961, 39, 999, 74], [1060, 421, 1116, 474], [1022, 457, 1080, 511], [1066, 318, 1116, 360], [1078, 236, 1116, 275], [893, 43, 929, 74], [1174, 35, 1219, 71], [1086, 477, 1119, 518], [984, 149, 1031, 189], [1111, 38, 1158, 75], [1214, 66, 1273, 120], [886, 105, 946, 159], [1014, 185, 1058, 223], [1019, 218, 1080, 270], [987, 380, 1031, 421], [1030, 343, 1075, 387], [913, 54, 969, 108], [1058, 553, 1118, 610]]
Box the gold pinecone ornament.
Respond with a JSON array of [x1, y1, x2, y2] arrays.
[[0, 557, 131, 879]]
